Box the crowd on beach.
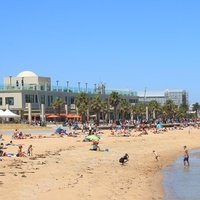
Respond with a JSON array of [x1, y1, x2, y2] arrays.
[[0, 139, 33, 161], [0, 118, 198, 165]]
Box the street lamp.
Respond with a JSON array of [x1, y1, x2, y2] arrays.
[[94, 83, 96, 93], [66, 81, 69, 92], [21, 77, 24, 89], [78, 82, 80, 93], [9, 76, 12, 88], [85, 82, 88, 93], [56, 80, 59, 91]]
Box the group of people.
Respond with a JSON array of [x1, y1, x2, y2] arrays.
[[12, 129, 31, 139], [0, 143, 33, 159], [152, 146, 190, 167], [0, 130, 33, 160]]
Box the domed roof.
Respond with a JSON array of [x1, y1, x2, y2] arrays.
[[17, 71, 38, 77]]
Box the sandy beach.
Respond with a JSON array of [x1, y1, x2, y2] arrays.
[[0, 125, 200, 200]]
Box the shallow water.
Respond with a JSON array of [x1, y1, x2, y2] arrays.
[[1, 129, 54, 136], [163, 149, 200, 200]]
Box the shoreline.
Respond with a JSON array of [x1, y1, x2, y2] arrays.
[[0, 127, 200, 200]]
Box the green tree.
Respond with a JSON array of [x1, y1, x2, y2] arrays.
[[148, 100, 161, 119], [130, 104, 137, 121], [75, 92, 89, 122], [135, 103, 146, 120], [109, 91, 121, 121], [192, 102, 200, 117], [162, 99, 178, 119], [90, 95, 103, 125], [177, 104, 188, 119], [119, 99, 130, 120], [101, 99, 110, 122], [52, 98, 65, 115]]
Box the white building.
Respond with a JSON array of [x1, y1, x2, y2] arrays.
[[138, 90, 188, 107], [0, 70, 139, 120]]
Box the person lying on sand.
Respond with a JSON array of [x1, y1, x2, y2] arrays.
[[0, 149, 7, 157], [0, 142, 6, 149]]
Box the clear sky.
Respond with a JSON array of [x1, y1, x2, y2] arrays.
[[0, 0, 200, 104]]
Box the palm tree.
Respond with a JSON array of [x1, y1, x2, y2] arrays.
[[130, 104, 137, 121], [162, 99, 178, 119], [148, 100, 161, 120], [119, 99, 130, 121], [192, 102, 200, 117], [75, 92, 89, 122], [52, 98, 65, 115], [135, 103, 146, 120], [109, 91, 121, 121], [90, 95, 103, 125], [177, 104, 188, 119], [101, 99, 110, 122]]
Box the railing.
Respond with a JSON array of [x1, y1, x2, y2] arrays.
[[0, 84, 137, 96]]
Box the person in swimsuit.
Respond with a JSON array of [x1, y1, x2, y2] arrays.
[[153, 150, 159, 161], [183, 145, 189, 166]]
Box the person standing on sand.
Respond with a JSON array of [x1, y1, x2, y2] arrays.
[[183, 145, 189, 166], [153, 150, 159, 161]]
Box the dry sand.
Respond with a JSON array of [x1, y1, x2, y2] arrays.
[[0, 126, 200, 200]]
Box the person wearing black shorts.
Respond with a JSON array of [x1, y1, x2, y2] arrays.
[[183, 145, 189, 166]]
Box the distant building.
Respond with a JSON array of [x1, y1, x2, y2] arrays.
[[138, 90, 188, 107], [0, 71, 138, 120], [0, 70, 189, 121]]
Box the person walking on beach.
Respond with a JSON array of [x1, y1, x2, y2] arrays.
[[183, 145, 189, 166], [153, 150, 159, 161]]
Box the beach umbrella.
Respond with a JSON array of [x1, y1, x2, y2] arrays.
[[86, 135, 100, 141], [66, 113, 81, 119], [46, 114, 60, 118]]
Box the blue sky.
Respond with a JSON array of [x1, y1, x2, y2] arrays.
[[0, 0, 200, 104]]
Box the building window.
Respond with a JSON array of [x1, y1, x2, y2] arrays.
[[30, 95, 34, 103], [65, 96, 70, 105], [35, 95, 38, 103], [5, 97, 14, 105], [41, 95, 45, 104], [0, 98, 2, 105], [25, 95, 34, 103], [129, 99, 138, 104], [48, 95, 53, 106], [25, 95, 30, 103], [71, 96, 75, 104]]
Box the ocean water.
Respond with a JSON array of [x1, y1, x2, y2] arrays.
[[1, 129, 54, 136], [163, 149, 200, 200]]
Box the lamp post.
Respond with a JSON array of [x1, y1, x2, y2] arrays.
[[66, 81, 69, 92], [78, 82, 80, 93], [85, 82, 88, 93], [21, 77, 24, 89], [94, 83, 96, 93], [56, 80, 59, 91], [9, 76, 12, 88]]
